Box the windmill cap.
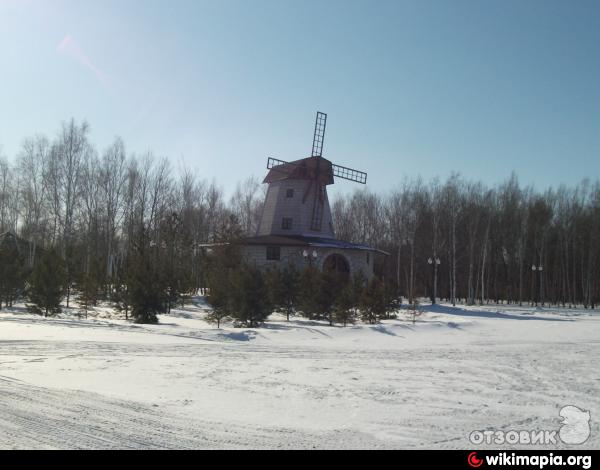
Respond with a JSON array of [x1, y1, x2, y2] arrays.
[[263, 156, 334, 185]]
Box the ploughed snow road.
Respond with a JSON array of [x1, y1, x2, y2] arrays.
[[0, 303, 599, 449], [0, 375, 387, 449]]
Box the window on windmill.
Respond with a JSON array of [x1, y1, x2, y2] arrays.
[[286, 189, 294, 198], [281, 217, 293, 230], [366, 252, 370, 265], [267, 246, 281, 261]]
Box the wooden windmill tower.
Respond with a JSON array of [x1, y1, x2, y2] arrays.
[[257, 112, 367, 239]]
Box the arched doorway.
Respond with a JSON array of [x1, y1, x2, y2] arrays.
[[323, 253, 350, 277]]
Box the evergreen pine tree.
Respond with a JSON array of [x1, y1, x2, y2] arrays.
[[228, 263, 272, 327], [381, 278, 400, 319], [27, 248, 66, 317], [265, 268, 282, 311], [205, 254, 233, 328], [0, 237, 27, 309], [297, 265, 321, 319], [78, 256, 103, 317], [317, 270, 339, 326], [334, 271, 367, 327], [359, 276, 387, 324], [280, 263, 299, 321], [206, 303, 231, 328], [265, 263, 299, 321], [113, 254, 131, 320], [333, 279, 356, 327], [161, 212, 190, 313], [205, 213, 244, 327], [125, 227, 167, 324]]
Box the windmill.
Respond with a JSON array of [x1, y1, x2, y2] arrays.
[[265, 112, 367, 235], [235, 111, 385, 281]]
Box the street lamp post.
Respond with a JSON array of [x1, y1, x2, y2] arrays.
[[397, 238, 409, 299], [428, 257, 441, 304], [531, 264, 544, 306], [303, 249, 318, 266]]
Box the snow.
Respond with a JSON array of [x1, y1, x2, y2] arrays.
[[0, 300, 599, 449]]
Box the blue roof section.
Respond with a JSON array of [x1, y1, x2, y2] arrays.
[[237, 235, 389, 255]]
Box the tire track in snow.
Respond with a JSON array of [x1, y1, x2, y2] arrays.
[[0, 377, 390, 449]]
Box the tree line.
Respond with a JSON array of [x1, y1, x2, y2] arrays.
[[332, 174, 600, 308], [0, 118, 598, 324], [205, 237, 398, 328], [0, 119, 265, 322]]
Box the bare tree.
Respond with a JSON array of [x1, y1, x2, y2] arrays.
[[17, 135, 50, 250], [230, 176, 263, 236]]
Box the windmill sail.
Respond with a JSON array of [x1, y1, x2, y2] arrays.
[[311, 112, 327, 157], [311, 184, 326, 231], [332, 163, 367, 184], [310, 112, 327, 231]]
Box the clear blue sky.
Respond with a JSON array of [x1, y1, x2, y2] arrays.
[[1, 0, 598, 197]]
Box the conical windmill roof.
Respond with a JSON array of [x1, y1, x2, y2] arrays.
[[263, 156, 334, 185]]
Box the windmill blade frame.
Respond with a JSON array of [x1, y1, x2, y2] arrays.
[[310, 184, 325, 231], [332, 163, 367, 184], [266, 157, 289, 169], [311, 112, 327, 158]]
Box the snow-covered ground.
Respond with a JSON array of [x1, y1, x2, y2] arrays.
[[0, 299, 598, 449]]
